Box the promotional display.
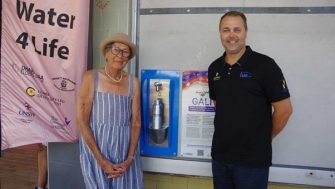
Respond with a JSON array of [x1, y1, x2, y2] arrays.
[[1, 0, 89, 149], [140, 70, 179, 157], [180, 71, 215, 159]]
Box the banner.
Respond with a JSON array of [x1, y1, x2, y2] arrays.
[[1, 0, 89, 149], [180, 71, 215, 159]]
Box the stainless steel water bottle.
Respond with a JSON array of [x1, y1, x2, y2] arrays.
[[152, 98, 164, 130]]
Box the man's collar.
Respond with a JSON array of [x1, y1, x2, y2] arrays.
[[222, 46, 252, 67], [237, 46, 252, 67]]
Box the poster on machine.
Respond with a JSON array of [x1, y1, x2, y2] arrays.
[[180, 71, 215, 159], [1, 0, 89, 149]]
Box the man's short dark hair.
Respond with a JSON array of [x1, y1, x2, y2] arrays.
[[219, 11, 248, 31]]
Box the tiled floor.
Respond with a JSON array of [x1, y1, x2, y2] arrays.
[[0, 144, 38, 189]]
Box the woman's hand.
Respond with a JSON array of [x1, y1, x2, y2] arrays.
[[108, 157, 134, 178], [99, 158, 124, 178], [119, 157, 134, 170]]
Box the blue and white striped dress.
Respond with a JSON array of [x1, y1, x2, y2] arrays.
[[79, 71, 144, 189]]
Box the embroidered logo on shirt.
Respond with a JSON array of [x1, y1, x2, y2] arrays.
[[281, 79, 289, 93], [213, 72, 221, 81], [240, 71, 252, 78]]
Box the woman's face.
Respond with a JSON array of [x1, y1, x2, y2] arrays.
[[105, 42, 130, 70]]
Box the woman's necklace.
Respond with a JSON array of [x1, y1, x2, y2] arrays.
[[104, 66, 123, 83]]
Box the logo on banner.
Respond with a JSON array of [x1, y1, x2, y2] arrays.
[[52, 77, 76, 91], [25, 87, 65, 106], [24, 102, 32, 110], [49, 116, 71, 132], [64, 117, 71, 125], [18, 102, 35, 123], [10, 63, 44, 82], [21, 65, 44, 82], [26, 87, 36, 97]]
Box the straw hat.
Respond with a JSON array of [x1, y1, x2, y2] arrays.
[[100, 33, 137, 59]]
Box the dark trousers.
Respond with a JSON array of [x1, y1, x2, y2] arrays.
[[212, 159, 269, 189]]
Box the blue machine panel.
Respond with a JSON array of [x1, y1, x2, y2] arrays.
[[140, 70, 180, 157]]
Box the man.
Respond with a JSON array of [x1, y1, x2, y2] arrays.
[[208, 11, 293, 189]]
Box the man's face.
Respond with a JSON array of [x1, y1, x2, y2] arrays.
[[219, 16, 247, 55]]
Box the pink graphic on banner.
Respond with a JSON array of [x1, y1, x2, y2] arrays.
[[1, 0, 89, 149]]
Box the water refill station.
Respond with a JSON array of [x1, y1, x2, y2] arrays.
[[140, 70, 180, 157]]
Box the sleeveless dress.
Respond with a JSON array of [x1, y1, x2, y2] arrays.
[[79, 71, 144, 189]]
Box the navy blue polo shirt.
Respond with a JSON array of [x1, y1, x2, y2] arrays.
[[208, 46, 290, 167]]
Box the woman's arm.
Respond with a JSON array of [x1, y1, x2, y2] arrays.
[[128, 77, 141, 159], [116, 76, 141, 171]]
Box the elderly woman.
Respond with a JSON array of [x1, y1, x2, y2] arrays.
[[76, 33, 143, 189]]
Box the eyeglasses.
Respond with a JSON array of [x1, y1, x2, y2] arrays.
[[109, 46, 131, 58]]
